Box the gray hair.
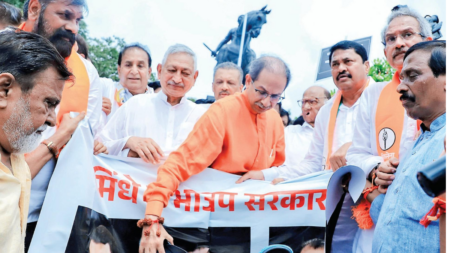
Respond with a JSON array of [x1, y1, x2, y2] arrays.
[[213, 62, 244, 83], [381, 7, 432, 46], [161, 44, 197, 71], [248, 55, 291, 89]]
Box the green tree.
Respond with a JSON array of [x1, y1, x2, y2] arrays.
[[88, 36, 126, 81], [369, 58, 395, 82], [4, 0, 25, 8]]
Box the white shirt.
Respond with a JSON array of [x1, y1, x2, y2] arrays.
[[97, 78, 153, 134], [28, 56, 103, 223], [347, 81, 418, 176], [262, 123, 314, 181], [99, 91, 207, 157], [262, 89, 362, 180]]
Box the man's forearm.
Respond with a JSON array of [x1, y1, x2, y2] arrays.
[[26, 131, 69, 179]]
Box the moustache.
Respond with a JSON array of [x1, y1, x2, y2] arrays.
[[337, 72, 352, 81], [399, 92, 416, 103], [49, 28, 76, 46], [255, 102, 272, 110], [219, 91, 230, 96], [35, 124, 48, 133], [393, 49, 407, 59], [167, 80, 184, 88]]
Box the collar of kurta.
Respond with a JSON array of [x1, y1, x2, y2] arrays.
[[421, 113, 446, 133], [157, 90, 188, 106], [303, 121, 314, 130]]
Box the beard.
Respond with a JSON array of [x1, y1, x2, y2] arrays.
[[34, 13, 75, 58], [3, 96, 46, 154]]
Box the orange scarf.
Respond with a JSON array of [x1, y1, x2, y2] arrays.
[[19, 23, 90, 128], [325, 79, 370, 170], [375, 71, 420, 161]]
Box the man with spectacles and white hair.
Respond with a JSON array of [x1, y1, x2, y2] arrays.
[[138, 55, 290, 252], [347, 6, 433, 195], [99, 44, 206, 162]]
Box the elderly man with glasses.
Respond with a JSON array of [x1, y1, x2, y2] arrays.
[[138, 55, 290, 252]]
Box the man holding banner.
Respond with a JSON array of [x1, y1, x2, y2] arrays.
[[19, 0, 106, 249], [139, 55, 290, 252], [99, 44, 206, 162], [250, 41, 374, 252], [347, 6, 433, 191], [0, 29, 73, 253]]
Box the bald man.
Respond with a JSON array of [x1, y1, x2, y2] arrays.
[[278, 86, 330, 173]]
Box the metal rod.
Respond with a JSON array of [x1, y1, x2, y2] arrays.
[[237, 13, 247, 67]]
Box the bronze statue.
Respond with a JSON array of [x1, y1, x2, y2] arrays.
[[425, 15, 443, 40], [204, 6, 271, 81]]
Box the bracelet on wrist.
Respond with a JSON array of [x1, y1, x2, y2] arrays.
[[137, 216, 165, 237]]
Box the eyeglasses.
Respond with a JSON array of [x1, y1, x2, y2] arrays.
[[251, 81, 285, 103], [298, 97, 328, 107], [384, 31, 425, 46]]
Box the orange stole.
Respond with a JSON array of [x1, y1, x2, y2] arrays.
[[375, 72, 404, 161], [18, 23, 90, 128], [56, 47, 90, 127], [325, 79, 370, 170]]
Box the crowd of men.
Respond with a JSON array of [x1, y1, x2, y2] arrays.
[[0, 0, 446, 253]]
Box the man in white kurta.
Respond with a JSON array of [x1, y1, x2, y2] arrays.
[[347, 7, 433, 178], [99, 43, 154, 129], [263, 86, 330, 180], [250, 41, 374, 253], [100, 44, 206, 162]]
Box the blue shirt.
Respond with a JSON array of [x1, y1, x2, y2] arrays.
[[370, 113, 445, 253]]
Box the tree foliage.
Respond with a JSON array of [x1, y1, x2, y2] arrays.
[[3, 0, 25, 8], [368, 58, 395, 82]]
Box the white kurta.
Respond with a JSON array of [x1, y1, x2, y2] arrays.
[[97, 78, 154, 134], [28, 56, 103, 223], [262, 122, 314, 181], [99, 91, 207, 158], [263, 78, 376, 253], [347, 81, 418, 176]]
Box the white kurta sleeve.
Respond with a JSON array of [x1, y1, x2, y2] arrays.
[[98, 101, 132, 156], [82, 57, 103, 137], [263, 103, 330, 180], [347, 86, 383, 177]]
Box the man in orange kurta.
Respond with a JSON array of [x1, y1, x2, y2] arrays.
[[139, 56, 291, 251]]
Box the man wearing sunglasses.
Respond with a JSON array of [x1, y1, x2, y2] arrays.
[[138, 55, 290, 252]]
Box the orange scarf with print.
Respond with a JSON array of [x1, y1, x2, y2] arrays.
[[19, 23, 90, 128], [375, 71, 420, 161]]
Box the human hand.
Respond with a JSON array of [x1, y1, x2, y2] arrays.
[[102, 97, 112, 116], [236, 170, 264, 184], [329, 142, 352, 171], [127, 150, 140, 158], [93, 140, 108, 155], [125, 137, 164, 164], [375, 158, 399, 194], [139, 215, 174, 253], [53, 112, 86, 147], [211, 51, 217, 57], [271, 178, 285, 185]]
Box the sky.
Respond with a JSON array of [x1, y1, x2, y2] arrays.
[[84, 0, 446, 118]]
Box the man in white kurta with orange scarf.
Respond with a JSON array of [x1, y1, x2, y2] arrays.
[[243, 40, 374, 253], [347, 6, 433, 191]]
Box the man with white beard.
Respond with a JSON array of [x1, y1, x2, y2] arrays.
[[0, 29, 76, 253]]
